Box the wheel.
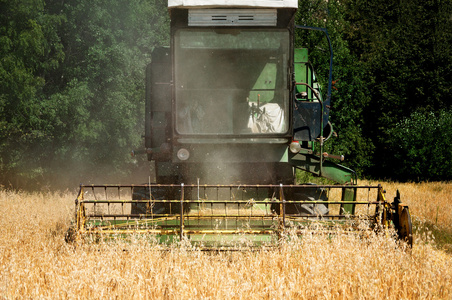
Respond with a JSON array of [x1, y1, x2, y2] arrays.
[[398, 207, 413, 247]]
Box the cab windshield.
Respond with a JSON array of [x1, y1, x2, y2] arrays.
[[174, 28, 290, 135]]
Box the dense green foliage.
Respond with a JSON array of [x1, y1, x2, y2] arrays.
[[1, 0, 169, 188], [0, 0, 450, 188], [386, 109, 452, 181], [296, 0, 451, 181], [342, 0, 452, 179]]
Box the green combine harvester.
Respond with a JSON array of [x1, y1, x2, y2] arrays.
[[67, 0, 413, 248]]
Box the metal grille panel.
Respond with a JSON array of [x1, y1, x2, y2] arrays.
[[189, 9, 277, 26]]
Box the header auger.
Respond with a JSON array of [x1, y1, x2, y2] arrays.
[[67, 0, 412, 248]]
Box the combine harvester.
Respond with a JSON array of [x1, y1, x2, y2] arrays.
[[68, 0, 413, 248]]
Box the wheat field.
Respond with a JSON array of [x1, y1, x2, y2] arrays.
[[0, 181, 451, 299]]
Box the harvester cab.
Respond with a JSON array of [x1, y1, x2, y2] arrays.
[[68, 0, 413, 248]]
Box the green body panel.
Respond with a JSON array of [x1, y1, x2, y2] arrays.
[[294, 48, 310, 95], [340, 187, 357, 215], [294, 48, 319, 101], [289, 152, 358, 212], [289, 152, 357, 184]]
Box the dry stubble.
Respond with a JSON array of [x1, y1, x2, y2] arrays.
[[0, 182, 451, 299]]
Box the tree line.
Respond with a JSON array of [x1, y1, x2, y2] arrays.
[[1, 0, 451, 189], [296, 0, 451, 181]]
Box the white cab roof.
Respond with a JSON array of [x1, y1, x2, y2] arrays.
[[168, 0, 298, 9]]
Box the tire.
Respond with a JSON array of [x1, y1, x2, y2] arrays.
[[398, 207, 413, 247]]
